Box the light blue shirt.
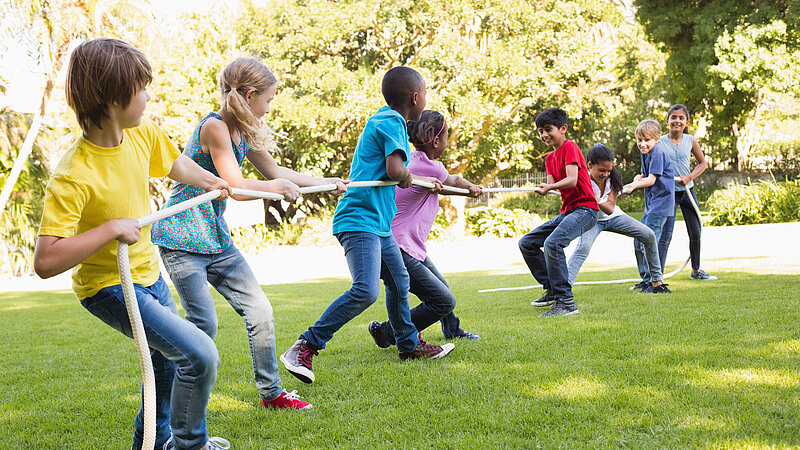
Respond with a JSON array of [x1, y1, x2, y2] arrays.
[[659, 133, 693, 191], [332, 106, 411, 236], [641, 142, 675, 216]]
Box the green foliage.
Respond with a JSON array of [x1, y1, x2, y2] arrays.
[[230, 223, 305, 251], [706, 178, 800, 226], [0, 110, 49, 275], [498, 192, 562, 217], [635, 0, 800, 167], [465, 206, 542, 238], [237, 0, 661, 184]]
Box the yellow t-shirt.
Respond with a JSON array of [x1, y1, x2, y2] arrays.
[[39, 117, 180, 299]]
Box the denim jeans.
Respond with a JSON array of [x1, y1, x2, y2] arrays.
[[519, 207, 599, 299], [159, 244, 283, 402], [567, 214, 662, 285], [300, 231, 419, 352], [635, 212, 670, 283], [660, 187, 702, 270], [80, 276, 218, 450], [381, 251, 465, 343]]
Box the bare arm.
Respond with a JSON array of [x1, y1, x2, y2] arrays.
[[537, 164, 579, 195], [445, 174, 483, 197], [247, 146, 347, 194], [168, 154, 232, 198], [622, 174, 658, 194], [677, 136, 708, 186], [599, 188, 617, 215], [386, 150, 412, 188], [33, 218, 141, 279]]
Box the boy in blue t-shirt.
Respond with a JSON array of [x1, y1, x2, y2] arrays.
[[623, 119, 675, 293], [281, 67, 454, 384]]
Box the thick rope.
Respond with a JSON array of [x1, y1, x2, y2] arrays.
[[478, 178, 702, 293]]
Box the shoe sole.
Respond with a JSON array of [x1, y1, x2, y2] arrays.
[[539, 309, 580, 317], [531, 300, 555, 307], [432, 343, 455, 359], [691, 277, 718, 280], [279, 352, 315, 384]]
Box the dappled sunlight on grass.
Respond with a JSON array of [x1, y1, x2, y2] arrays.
[[677, 414, 731, 432], [764, 339, 800, 356], [533, 375, 608, 401], [684, 367, 800, 388], [208, 393, 252, 412]]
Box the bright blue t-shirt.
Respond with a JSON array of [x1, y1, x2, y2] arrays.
[[641, 142, 675, 216], [332, 106, 411, 236]]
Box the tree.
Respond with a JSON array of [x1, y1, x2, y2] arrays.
[[634, 0, 799, 169]]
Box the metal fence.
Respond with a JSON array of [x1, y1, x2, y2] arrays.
[[467, 172, 548, 207]]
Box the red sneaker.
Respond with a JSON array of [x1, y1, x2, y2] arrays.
[[261, 390, 312, 410]]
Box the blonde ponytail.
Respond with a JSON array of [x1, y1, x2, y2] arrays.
[[220, 57, 279, 154]]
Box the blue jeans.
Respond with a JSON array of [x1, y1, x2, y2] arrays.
[[635, 212, 670, 283], [660, 188, 702, 270], [382, 251, 465, 343], [159, 245, 283, 402], [300, 231, 419, 352], [519, 207, 599, 299], [80, 276, 218, 450], [568, 214, 662, 285]]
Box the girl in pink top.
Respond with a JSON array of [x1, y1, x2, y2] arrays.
[[368, 110, 483, 347]]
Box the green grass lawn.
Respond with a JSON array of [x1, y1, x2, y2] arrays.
[[2, 267, 800, 449]]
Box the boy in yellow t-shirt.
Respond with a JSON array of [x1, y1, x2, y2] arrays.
[[33, 38, 232, 450]]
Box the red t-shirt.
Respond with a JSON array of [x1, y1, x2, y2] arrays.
[[544, 139, 598, 214]]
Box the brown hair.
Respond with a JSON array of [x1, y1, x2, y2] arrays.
[[635, 119, 662, 141], [219, 58, 279, 154], [65, 38, 152, 132]]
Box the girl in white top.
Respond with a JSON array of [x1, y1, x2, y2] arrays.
[[658, 104, 716, 280], [567, 144, 669, 293]]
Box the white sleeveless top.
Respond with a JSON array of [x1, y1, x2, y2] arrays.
[[594, 177, 624, 222]]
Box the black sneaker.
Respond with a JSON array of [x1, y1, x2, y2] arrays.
[[368, 321, 393, 348], [629, 281, 649, 292], [650, 283, 672, 294], [531, 289, 555, 307], [539, 297, 579, 317]]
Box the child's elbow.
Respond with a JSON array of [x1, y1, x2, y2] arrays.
[[34, 260, 55, 279]]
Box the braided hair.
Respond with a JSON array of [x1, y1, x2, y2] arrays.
[[407, 110, 445, 149]]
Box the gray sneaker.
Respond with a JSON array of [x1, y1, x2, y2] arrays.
[[280, 339, 317, 384], [539, 297, 579, 317], [202, 437, 230, 450], [531, 289, 556, 307], [691, 269, 717, 280]]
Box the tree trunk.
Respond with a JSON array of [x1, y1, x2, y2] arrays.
[[0, 37, 73, 214]]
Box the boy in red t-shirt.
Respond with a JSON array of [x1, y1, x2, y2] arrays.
[[518, 108, 599, 316]]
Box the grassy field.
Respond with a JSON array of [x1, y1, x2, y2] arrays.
[[2, 266, 799, 449]]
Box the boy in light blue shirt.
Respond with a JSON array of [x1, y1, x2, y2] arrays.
[[623, 119, 675, 293], [281, 67, 454, 384]]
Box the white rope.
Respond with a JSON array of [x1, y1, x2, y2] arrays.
[[478, 177, 703, 294], [482, 186, 561, 196]]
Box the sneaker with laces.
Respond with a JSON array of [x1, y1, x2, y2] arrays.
[[368, 321, 393, 348], [691, 269, 717, 280], [280, 339, 317, 384], [531, 289, 555, 307], [262, 390, 312, 410], [399, 334, 455, 360], [629, 281, 649, 292], [649, 283, 672, 294], [539, 297, 579, 317], [201, 437, 231, 450]]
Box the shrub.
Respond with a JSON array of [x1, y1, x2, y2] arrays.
[[706, 178, 800, 225], [230, 222, 305, 252], [498, 192, 561, 218], [465, 206, 543, 238]]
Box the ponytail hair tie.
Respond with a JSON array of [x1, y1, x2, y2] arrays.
[[423, 119, 446, 145]]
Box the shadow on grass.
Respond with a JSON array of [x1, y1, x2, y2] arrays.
[[1, 269, 799, 447]]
